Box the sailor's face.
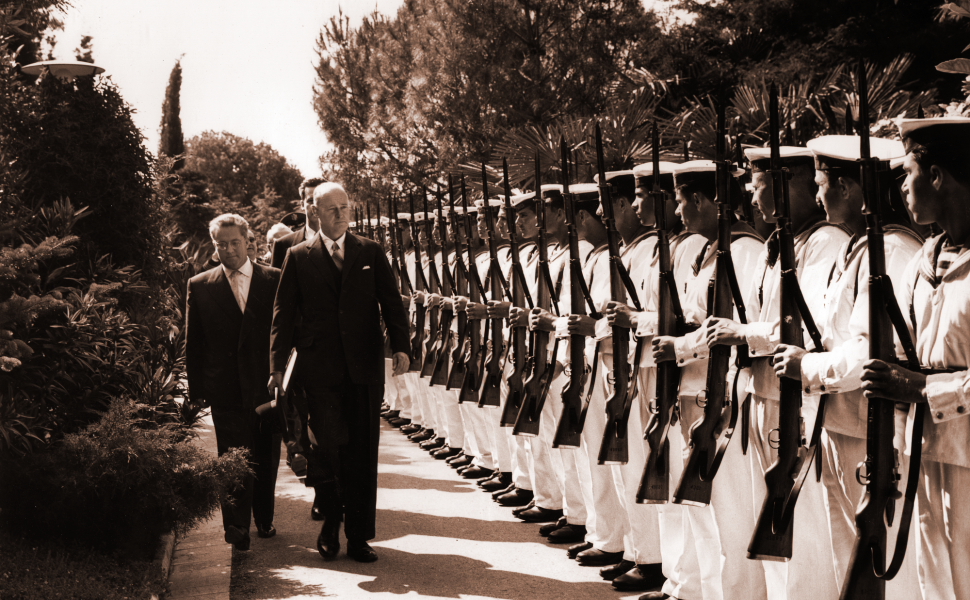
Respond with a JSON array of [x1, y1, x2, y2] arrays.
[[814, 170, 844, 224], [750, 172, 777, 224], [516, 206, 538, 239], [901, 153, 940, 225]]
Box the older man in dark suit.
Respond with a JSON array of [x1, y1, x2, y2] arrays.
[[186, 214, 282, 551], [269, 183, 410, 563]]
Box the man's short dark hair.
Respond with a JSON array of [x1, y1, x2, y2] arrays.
[[300, 177, 326, 201], [904, 124, 970, 188], [675, 172, 744, 209]]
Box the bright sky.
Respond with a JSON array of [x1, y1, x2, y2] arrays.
[[55, 1, 683, 180]]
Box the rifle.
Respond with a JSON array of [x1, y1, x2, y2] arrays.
[[637, 123, 686, 502], [420, 188, 444, 378], [514, 152, 560, 436], [594, 125, 643, 465], [500, 158, 535, 426], [553, 137, 600, 448], [447, 176, 473, 391], [748, 84, 826, 560], [390, 197, 413, 297], [430, 184, 457, 386], [672, 96, 742, 505], [458, 176, 489, 403], [365, 202, 373, 240], [839, 63, 924, 600], [480, 164, 512, 407], [407, 193, 429, 372], [736, 136, 756, 226]]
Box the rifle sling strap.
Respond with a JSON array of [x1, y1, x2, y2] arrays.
[[615, 258, 643, 312], [573, 260, 602, 319], [584, 341, 602, 412]]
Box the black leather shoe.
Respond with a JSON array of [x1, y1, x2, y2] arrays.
[[576, 548, 624, 566], [497, 488, 534, 507], [547, 524, 587, 544], [389, 417, 411, 428], [225, 525, 248, 549], [567, 541, 593, 558], [447, 452, 470, 465], [539, 517, 567, 537], [433, 446, 461, 460], [316, 520, 340, 561], [491, 482, 517, 499], [612, 564, 666, 592], [600, 559, 635, 580], [511, 499, 535, 515], [381, 410, 399, 420], [480, 473, 512, 491], [460, 465, 492, 479], [516, 506, 563, 523], [311, 504, 324, 521], [638, 593, 671, 600], [401, 423, 421, 434], [256, 524, 277, 539], [409, 429, 434, 442], [420, 437, 445, 450], [346, 541, 379, 563]]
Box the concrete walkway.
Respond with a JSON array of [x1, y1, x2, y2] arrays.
[[166, 416, 642, 599]]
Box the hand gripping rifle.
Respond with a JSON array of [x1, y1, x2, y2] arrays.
[[420, 188, 445, 378], [430, 184, 458, 386], [447, 176, 474, 391], [594, 124, 644, 465], [500, 158, 536, 426], [748, 84, 827, 560], [673, 97, 744, 505], [408, 192, 429, 372], [515, 151, 562, 436], [839, 64, 924, 600], [553, 137, 602, 448], [638, 123, 687, 502], [458, 175, 489, 403], [480, 163, 513, 407]]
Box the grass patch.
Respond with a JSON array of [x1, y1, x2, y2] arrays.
[[0, 530, 166, 600]]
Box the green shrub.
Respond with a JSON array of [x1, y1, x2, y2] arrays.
[[0, 399, 252, 558]]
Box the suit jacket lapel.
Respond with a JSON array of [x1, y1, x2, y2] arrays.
[[307, 233, 338, 292], [206, 267, 243, 317], [341, 233, 362, 286], [238, 264, 268, 349]]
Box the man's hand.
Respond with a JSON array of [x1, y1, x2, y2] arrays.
[[466, 302, 488, 319], [508, 306, 530, 328], [566, 314, 597, 337], [704, 317, 747, 347], [773, 344, 807, 381], [392, 352, 410, 376], [605, 301, 637, 329], [861, 359, 926, 403], [426, 293, 442, 308], [413, 290, 427, 305], [453, 296, 469, 312], [267, 371, 283, 397], [652, 336, 676, 363], [487, 300, 511, 320], [401, 294, 411, 304], [530, 307, 557, 332]]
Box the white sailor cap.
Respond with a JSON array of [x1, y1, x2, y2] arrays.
[[474, 198, 504, 210], [632, 162, 679, 177], [349, 221, 357, 227], [592, 169, 635, 183], [743, 146, 815, 162], [510, 191, 537, 209], [397, 212, 412, 221], [413, 212, 426, 223], [890, 157, 905, 170], [453, 205, 478, 215], [379, 216, 391, 226], [897, 116, 970, 139], [369, 218, 380, 227], [673, 160, 742, 176], [807, 135, 905, 163], [567, 183, 602, 210]]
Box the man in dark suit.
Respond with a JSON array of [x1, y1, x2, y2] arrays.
[[186, 213, 283, 551], [271, 177, 324, 269], [269, 183, 410, 563]]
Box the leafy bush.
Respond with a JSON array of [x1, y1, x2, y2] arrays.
[[0, 399, 252, 558]]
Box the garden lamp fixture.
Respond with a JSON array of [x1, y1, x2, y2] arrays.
[[20, 60, 105, 82]]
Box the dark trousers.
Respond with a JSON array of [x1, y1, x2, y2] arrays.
[[212, 408, 282, 532], [303, 372, 384, 542]]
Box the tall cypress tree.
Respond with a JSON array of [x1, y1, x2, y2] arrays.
[[159, 59, 185, 170]]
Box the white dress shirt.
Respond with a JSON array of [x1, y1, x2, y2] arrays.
[[222, 257, 253, 313]]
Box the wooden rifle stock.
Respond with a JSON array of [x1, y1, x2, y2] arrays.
[[515, 152, 557, 437], [447, 176, 472, 391], [749, 84, 813, 560], [501, 158, 534, 426], [673, 99, 737, 505], [480, 164, 509, 407], [429, 185, 457, 386], [595, 124, 638, 466], [408, 192, 428, 372], [458, 176, 487, 403], [839, 64, 923, 600], [420, 188, 445, 378], [638, 123, 684, 503]]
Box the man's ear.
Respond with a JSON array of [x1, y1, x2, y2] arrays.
[[836, 176, 853, 200], [691, 192, 704, 208], [930, 164, 946, 192]]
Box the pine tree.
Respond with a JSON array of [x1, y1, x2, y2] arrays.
[[159, 59, 185, 171]]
